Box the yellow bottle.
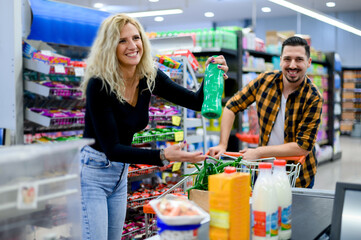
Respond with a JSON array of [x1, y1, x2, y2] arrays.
[[209, 167, 250, 240]]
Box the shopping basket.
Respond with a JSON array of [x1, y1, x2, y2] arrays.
[[221, 152, 305, 188]]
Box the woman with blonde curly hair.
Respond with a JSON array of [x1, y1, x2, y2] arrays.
[[80, 13, 228, 239]]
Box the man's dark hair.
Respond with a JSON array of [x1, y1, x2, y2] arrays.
[[281, 36, 310, 58]]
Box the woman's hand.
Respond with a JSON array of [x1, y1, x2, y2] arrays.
[[164, 141, 206, 163], [205, 55, 229, 80], [208, 144, 227, 159]]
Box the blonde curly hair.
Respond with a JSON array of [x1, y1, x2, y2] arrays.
[[81, 14, 157, 102]]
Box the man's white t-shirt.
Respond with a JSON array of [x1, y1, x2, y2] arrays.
[[267, 94, 287, 146]]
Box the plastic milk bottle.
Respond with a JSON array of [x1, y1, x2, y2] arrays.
[[252, 162, 279, 240], [273, 160, 292, 239]]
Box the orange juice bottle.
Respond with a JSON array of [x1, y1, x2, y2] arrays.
[[209, 166, 250, 240]]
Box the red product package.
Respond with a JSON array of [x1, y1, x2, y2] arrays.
[[167, 49, 199, 71]]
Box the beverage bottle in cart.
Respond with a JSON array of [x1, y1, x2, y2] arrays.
[[201, 55, 224, 119], [209, 166, 250, 240], [252, 162, 279, 240], [273, 160, 292, 239]]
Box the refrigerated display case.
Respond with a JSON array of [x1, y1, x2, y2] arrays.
[[0, 139, 92, 239]]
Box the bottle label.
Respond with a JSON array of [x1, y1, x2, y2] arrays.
[[281, 205, 292, 230], [253, 210, 267, 237], [271, 210, 279, 236], [209, 209, 229, 229]]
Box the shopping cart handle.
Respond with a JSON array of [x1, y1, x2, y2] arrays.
[[223, 152, 306, 165]]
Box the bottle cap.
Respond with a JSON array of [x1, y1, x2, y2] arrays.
[[259, 162, 272, 169], [224, 166, 236, 174], [274, 160, 286, 166]]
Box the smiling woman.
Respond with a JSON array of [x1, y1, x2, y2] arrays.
[[78, 13, 229, 240]]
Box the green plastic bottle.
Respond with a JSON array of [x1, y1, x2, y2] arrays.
[[201, 56, 224, 119]]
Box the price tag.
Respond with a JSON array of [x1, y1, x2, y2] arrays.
[[172, 162, 182, 172], [172, 116, 181, 126], [54, 64, 66, 74], [75, 67, 85, 76], [41, 50, 53, 56], [174, 131, 184, 142], [17, 182, 38, 209]]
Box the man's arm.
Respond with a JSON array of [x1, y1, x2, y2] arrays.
[[208, 107, 235, 158], [240, 142, 309, 160]]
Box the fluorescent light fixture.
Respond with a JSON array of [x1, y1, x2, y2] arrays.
[[126, 9, 183, 18], [149, 0, 159, 2], [261, 7, 272, 13], [93, 3, 104, 9], [154, 16, 164, 22], [204, 12, 215, 18], [269, 0, 361, 37], [326, 2, 336, 8]]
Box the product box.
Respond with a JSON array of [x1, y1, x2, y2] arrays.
[[167, 49, 199, 71], [23, 39, 56, 59], [266, 30, 295, 46], [189, 189, 209, 213]]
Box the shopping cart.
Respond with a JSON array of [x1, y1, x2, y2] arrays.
[[142, 173, 194, 238], [142, 153, 305, 237], [221, 152, 305, 188]]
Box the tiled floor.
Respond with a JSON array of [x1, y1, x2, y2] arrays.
[[313, 136, 361, 190]]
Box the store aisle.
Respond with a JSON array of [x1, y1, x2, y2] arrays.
[[313, 136, 361, 190]]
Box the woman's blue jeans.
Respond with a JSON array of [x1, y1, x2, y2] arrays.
[[80, 146, 129, 240]]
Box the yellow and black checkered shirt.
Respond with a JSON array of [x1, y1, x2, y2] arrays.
[[226, 71, 323, 188]]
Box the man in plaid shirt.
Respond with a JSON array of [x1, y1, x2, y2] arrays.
[[209, 36, 323, 188]]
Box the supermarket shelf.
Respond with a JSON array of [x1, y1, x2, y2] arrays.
[[344, 78, 361, 82], [184, 118, 202, 128], [343, 108, 361, 112], [312, 59, 328, 65], [307, 73, 329, 77], [192, 47, 237, 56], [25, 109, 85, 127], [242, 67, 263, 73], [24, 58, 85, 76], [342, 98, 361, 102], [244, 49, 279, 58], [343, 88, 361, 92], [24, 80, 81, 98], [186, 134, 203, 144]]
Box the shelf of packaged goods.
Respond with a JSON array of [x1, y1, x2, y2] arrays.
[[128, 164, 172, 179], [25, 108, 85, 127], [24, 80, 82, 98], [307, 73, 329, 77], [317, 139, 329, 145], [342, 108, 361, 112], [24, 58, 85, 76], [343, 89, 361, 92], [149, 115, 182, 127], [0, 174, 78, 211], [192, 47, 237, 56], [242, 67, 264, 73], [132, 131, 183, 145], [343, 78, 361, 82], [311, 59, 328, 65], [244, 49, 280, 58], [185, 134, 203, 144], [342, 98, 361, 102]]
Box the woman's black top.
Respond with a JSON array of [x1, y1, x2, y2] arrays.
[[83, 69, 204, 166]]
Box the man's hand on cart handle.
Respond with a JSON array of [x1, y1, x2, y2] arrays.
[[223, 151, 306, 164]]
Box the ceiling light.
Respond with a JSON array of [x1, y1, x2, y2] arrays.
[[149, 0, 159, 2], [269, 0, 361, 37], [126, 9, 183, 18], [204, 12, 215, 18], [326, 2, 336, 8], [261, 7, 272, 13], [154, 16, 164, 22], [93, 3, 104, 9]]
